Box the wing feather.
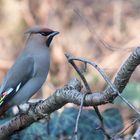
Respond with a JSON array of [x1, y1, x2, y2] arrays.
[[0, 56, 34, 107]]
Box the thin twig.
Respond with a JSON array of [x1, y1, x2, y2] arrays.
[[69, 60, 91, 92], [73, 8, 133, 52], [73, 94, 86, 140], [112, 118, 139, 139], [131, 121, 140, 140], [66, 58, 91, 140], [65, 54, 111, 139]]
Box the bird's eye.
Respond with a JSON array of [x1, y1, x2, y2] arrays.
[[40, 32, 48, 36]]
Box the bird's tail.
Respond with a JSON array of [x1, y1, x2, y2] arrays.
[[0, 89, 14, 117]]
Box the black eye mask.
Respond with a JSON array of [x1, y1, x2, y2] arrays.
[[39, 31, 59, 47], [40, 32, 48, 36], [39, 31, 53, 36]]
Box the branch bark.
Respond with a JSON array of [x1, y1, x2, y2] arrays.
[[0, 47, 140, 139]]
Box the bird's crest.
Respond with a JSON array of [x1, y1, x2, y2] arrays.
[[25, 26, 54, 35]]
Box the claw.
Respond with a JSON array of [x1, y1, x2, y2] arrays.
[[16, 104, 29, 115]]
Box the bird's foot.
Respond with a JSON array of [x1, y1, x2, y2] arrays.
[[27, 100, 44, 108], [17, 105, 29, 115], [16, 100, 43, 116], [26, 100, 43, 114]]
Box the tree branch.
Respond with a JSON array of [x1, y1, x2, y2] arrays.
[[108, 46, 140, 94], [0, 79, 82, 139], [0, 47, 140, 139]]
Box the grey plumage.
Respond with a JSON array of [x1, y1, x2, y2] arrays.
[[0, 26, 59, 109]]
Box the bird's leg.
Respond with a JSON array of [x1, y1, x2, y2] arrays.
[[16, 101, 50, 121], [16, 101, 37, 115], [17, 105, 28, 115], [27, 100, 44, 113]]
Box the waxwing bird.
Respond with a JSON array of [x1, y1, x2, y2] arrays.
[[0, 26, 59, 115]]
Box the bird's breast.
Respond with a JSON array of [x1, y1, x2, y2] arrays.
[[33, 50, 50, 79], [23, 43, 51, 79]]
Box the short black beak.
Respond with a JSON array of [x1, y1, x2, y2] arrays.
[[46, 31, 59, 47]]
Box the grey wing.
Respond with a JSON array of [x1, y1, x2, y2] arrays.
[[0, 56, 34, 95]]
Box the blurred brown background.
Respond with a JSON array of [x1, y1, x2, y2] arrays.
[[0, 0, 140, 99]]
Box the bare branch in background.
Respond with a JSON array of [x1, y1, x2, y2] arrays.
[[113, 118, 139, 139], [65, 53, 140, 115], [65, 53, 111, 139], [73, 8, 115, 51]]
